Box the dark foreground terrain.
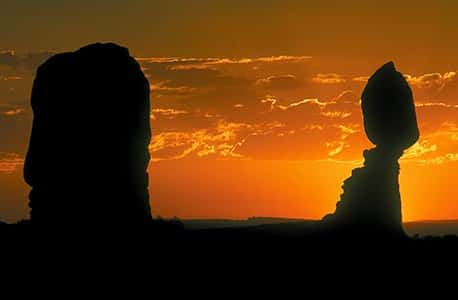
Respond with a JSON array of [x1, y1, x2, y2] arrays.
[[3, 217, 458, 250], [182, 217, 458, 238], [2, 218, 458, 270], [3, 217, 458, 240]]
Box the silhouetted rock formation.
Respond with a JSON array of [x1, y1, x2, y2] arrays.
[[24, 43, 152, 226], [322, 62, 419, 238], [362, 62, 419, 149]]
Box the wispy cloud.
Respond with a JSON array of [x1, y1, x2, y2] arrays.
[[352, 76, 369, 83], [0, 152, 23, 173], [256, 74, 301, 90], [2, 108, 24, 116], [312, 73, 346, 84], [405, 72, 456, 90], [150, 120, 253, 161], [137, 55, 311, 66], [0, 75, 23, 81], [403, 140, 438, 159]]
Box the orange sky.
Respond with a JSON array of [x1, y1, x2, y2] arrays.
[[0, 1, 457, 222]]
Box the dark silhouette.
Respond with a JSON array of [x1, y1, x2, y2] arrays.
[[322, 62, 419, 238], [2, 45, 457, 251], [23, 43, 152, 226]]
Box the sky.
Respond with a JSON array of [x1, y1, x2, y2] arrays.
[[0, 0, 457, 222]]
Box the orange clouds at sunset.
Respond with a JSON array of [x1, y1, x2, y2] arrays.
[[0, 0, 457, 223]]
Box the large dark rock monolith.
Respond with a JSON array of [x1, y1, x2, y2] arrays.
[[24, 43, 152, 226], [322, 62, 419, 239]]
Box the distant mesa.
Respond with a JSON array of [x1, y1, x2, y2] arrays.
[[24, 43, 152, 226], [322, 62, 419, 238]]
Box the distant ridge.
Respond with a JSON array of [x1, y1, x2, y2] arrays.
[[180, 217, 458, 236]]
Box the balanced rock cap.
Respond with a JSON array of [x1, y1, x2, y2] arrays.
[[361, 62, 419, 150]]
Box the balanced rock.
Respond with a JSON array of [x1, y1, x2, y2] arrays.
[[24, 43, 152, 226], [362, 61, 419, 150], [322, 62, 419, 239]]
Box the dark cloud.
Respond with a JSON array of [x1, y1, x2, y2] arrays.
[[0, 104, 31, 155], [0, 50, 53, 70], [0, 50, 17, 66], [21, 51, 54, 70]]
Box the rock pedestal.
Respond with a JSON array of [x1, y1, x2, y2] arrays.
[[322, 147, 404, 237], [24, 43, 152, 226]]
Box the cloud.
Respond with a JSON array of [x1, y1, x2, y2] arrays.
[[255, 74, 302, 90], [151, 108, 188, 120], [140, 56, 311, 106], [149, 81, 199, 96], [352, 76, 369, 83], [424, 153, 458, 164], [279, 98, 328, 112], [321, 111, 352, 118], [262, 96, 357, 122], [312, 73, 346, 84], [325, 124, 360, 157], [0, 50, 17, 66], [404, 152, 458, 165], [274, 98, 327, 111], [0, 103, 31, 155], [415, 102, 458, 108], [333, 90, 359, 103], [2, 108, 24, 116], [150, 108, 361, 162], [136, 57, 214, 64], [150, 120, 253, 161], [326, 141, 347, 156], [399, 120, 458, 164], [207, 55, 311, 65], [142, 55, 458, 163], [21, 52, 54, 70], [351, 72, 457, 91], [0, 75, 23, 81], [405, 72, 456, 90], [137, 55, 311, 67], [236, 122, 343, 160], [0, 104, 26, 117], [146, 94, 365, 161], [0, 50, 53, 70], [415, 102, 458, 134], [142, 55, 316, 115], [261, 95, 278, 111], [0, 152, 23, 173], [403, 140, 438, 159], [145, 65, 249, 95]]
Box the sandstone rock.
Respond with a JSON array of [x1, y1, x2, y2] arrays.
[[322, 148, 404, 237], [361, 61, 419, 150], [322, 62, 420, 239], [24, 43, 152, 226]]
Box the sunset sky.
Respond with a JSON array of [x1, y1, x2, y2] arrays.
[[0, 0, 457, 222]]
